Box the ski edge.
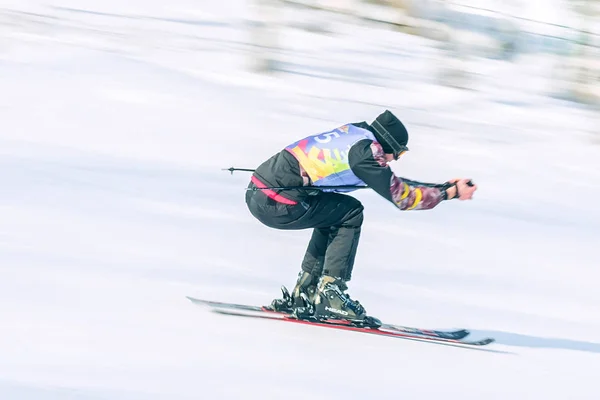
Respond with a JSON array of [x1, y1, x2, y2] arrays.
[[186, 296, 490, 344], [210, 308, 496, 347]]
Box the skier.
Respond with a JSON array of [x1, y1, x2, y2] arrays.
[[245, 110, 477, 325]]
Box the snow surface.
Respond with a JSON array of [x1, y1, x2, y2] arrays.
[[1, 1, 599, 399]]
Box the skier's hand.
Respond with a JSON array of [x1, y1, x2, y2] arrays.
[[447, 178, 477, 200]]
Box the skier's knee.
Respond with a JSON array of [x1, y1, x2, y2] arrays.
[[345, 199, 364, 228]]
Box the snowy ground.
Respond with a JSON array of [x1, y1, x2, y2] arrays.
[[1, 1, 599, 399]]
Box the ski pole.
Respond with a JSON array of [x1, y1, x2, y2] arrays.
[[223, 166, 474, 191], [246, 185, 369, 191], [222, 167, 255, 174]]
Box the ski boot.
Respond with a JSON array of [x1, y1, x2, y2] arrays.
[[314, 275, 381, 328], [270, 271, 317, 318]]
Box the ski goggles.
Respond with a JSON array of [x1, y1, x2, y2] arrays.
[[393, 146, 409, 161]]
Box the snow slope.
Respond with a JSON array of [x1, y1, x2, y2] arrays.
[[1, 1, 599, 399]]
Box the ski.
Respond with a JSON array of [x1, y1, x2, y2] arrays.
[[186, 297, 469, 340], [186, 296, 494, 347]]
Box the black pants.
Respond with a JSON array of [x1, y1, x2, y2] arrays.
[[245, 185, 364, 281]]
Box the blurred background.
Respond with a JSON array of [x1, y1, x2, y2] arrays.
[[1, 1, 600, 399], [246, 0, 600, 103], [2, 0, 600, 103]]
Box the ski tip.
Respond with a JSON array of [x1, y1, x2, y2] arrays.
[[186, 296, 211, 306], [454, 329, 470, 340], [474, 337, 495, 346]]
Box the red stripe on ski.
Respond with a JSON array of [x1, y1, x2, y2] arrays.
[[186, 297, 488, 345], [209, 309, 495, 348]]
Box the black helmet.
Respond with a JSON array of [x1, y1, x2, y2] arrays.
[[369, 110, 409, 157]]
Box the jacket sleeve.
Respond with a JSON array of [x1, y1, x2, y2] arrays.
[[348, 139, 446, 210]]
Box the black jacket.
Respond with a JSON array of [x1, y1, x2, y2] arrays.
[[252, 123, 446, 210]]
